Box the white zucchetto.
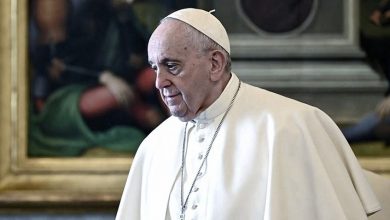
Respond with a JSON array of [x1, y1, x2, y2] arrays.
[[165, 8, 231, 54]]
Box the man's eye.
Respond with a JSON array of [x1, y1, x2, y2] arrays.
[[167, 63, 178, 71]]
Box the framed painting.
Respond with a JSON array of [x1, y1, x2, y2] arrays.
[[0, 0, 389, 212], [0, 0, 131, 210]]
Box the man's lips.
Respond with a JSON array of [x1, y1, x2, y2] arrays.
[[165, 93, 179, 98], [164, 93, 181, 105], [163, 89, 180, 98]]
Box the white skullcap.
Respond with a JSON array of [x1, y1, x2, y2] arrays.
[[165, 8, 230, 54]]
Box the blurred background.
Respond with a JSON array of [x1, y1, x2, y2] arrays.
[[0, 0, 389, 219]]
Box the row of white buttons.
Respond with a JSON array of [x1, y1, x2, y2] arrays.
[[186, 121, 209, 218]]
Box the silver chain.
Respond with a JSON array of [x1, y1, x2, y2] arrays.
[[180, 81, 241, 220]]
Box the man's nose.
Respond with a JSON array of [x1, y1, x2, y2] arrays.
[[155, 68, 170, 89]]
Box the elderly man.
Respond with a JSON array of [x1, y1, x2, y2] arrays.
[[116, 8, 381, 220]]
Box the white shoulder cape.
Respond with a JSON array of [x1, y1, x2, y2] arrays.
[[116, 82, 380, 220]]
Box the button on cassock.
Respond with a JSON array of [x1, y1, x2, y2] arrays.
[[197, 135, 205, 142], [198, 123, 206, 129]]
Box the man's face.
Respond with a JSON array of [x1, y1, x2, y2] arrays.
[[148, 20, 215, 122]]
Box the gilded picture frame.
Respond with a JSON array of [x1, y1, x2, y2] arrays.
[[0, 0, 131, 210], [0, 0, 389, 211]]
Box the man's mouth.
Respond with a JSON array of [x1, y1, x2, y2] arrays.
[[163, 89, 179, 98], [164, 93, 181, 105]]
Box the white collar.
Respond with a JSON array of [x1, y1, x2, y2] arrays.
[[193, 73, 239, 123]]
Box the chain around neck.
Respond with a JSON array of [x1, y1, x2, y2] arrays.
[[180, 80, 241, 220]]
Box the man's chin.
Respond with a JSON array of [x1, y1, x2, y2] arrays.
[[170, 110, 194, 122], [177, 116, 193, 122]]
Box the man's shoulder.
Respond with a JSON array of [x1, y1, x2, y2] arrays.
[[236, 82, 338, 131], [240, 82, 317, 113]]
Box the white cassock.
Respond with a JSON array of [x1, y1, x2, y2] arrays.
[[116, 73, 381, 220]]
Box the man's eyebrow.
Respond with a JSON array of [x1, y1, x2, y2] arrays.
[[149, 58, 180, 66]]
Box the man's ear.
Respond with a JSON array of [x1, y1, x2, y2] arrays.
[[209, 50, 226, 82]]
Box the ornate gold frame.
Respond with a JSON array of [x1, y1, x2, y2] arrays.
[[0, 0, 388, 210], [0, 0, 132, 209]]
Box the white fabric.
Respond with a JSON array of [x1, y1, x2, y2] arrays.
[[167, 74, 240, 219], [116, 73, 381, 220], [365, 170, 390, 220], [165, 8, 230, 54]]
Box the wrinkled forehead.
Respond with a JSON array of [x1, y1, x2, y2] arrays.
[[149, 19, 190, 46], [148, 20, 195, 57]]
